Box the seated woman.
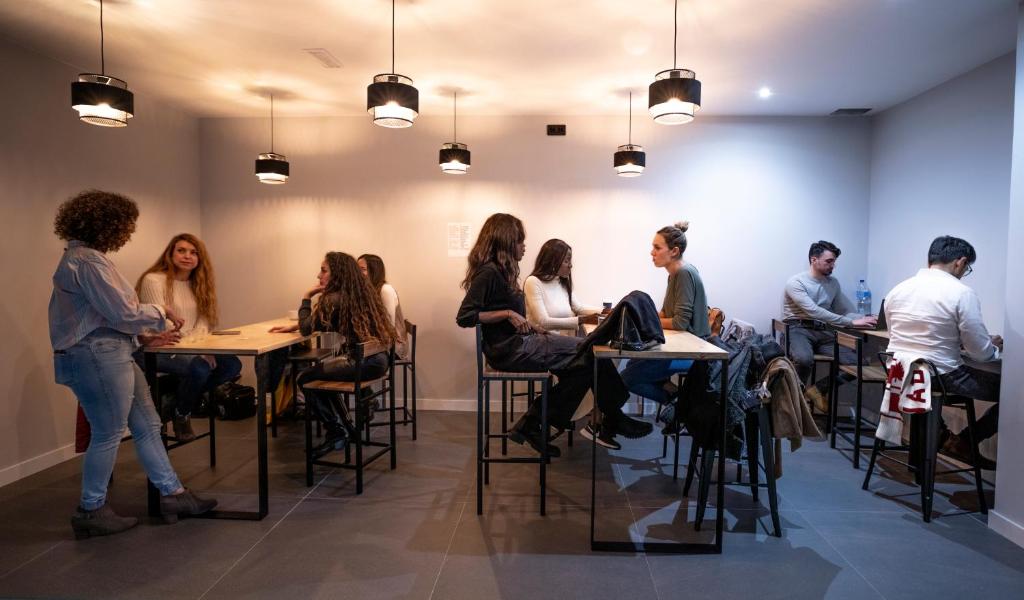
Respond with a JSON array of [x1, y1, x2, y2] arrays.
[[135, 234, 242, 441], [456, 214, 650, 453], [621, 221, 711, 428], [288, 252, 397, 456], [358, 253, 409, 360], [524, 239, 605, 336]]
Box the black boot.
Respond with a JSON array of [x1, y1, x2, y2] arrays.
[[508, 414, 561, 458], [70, 504, 138, 540], [313, 427, 349, 458]]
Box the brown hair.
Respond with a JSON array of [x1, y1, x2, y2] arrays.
[[530, 239, 573, 303], [358, 254, 387, 292], [461, 213, 525, 292], [136, 233, 219, 328], [657, 221, 690, 259], [313, 252, 397, 346], [53, 189, 139, 253]]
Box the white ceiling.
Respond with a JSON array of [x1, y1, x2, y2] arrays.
[[0, 0, 1016, 118]]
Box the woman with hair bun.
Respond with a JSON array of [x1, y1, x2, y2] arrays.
[[621, 221, 711, 415]]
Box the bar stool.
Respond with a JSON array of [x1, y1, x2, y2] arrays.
[[772, 319, 835, 432], [861, 355, 988, 522], [302, 342, 396, 494], [830, 331, 886, 468], [392, 319, 418, 439], [475, 325, 552, 516], [285, 346, 335, 438]]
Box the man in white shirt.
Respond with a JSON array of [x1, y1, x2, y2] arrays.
[[885, 236, 1003, 469], [783, 240, 877, 412]]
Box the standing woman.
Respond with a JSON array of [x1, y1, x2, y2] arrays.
[[290, 252, 397, 456], [357, 253, 409, 359], [135, 233, 242, 441], [456, 214, 649, 453], [524, 239, 604, 335], [621, 221, 711, 407], [49, 190, 216, 539]]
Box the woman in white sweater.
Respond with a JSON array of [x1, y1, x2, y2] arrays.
[[358, 254, 409, 359], [135, 234, 241, 440], [524, 239, 605, 335]]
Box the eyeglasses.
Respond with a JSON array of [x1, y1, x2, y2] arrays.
[[964, 264, 973, 277]]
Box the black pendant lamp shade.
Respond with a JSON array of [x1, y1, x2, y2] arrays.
[[439, 91, 470, 174], [255, 95, 288, 184], [367, 74, 419, 128], [614, 92, 645, 177], [649, 0, 701, 125], [71, 0, 134, 127], [368, 0, 419, 128]]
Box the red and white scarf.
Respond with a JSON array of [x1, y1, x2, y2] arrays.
[[875, 353, 932, 445]]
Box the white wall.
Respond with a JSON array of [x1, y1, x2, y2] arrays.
[[990, 2, 1024, 549], [200, 114, 871, 408], [867, 53, 1015, 325], [0, 37, 201, 485]]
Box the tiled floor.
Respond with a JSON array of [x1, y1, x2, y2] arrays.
[[1, 410, 1022, 599]]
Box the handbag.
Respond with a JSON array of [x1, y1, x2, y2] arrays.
[[210, 382, 257, 420]]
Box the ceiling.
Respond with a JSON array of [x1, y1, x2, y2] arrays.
[[0, 0, 1016, 118]]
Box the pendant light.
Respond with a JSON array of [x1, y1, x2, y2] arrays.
[[614, 92, 645, 177], [439, 92, 470, 175], [70, 0, 134, 127], [648, 0, 701, 125], [367, 0, 419, 128], [255, 95, 289, 185]]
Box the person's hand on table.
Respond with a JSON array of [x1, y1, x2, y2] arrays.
[[163, 306, 185, 331], [578, 313, 600, 325], [992, 335, 1004, 351], [140, 330, 181, 347], [506, 310, 532, 334], [269, 324, 300, 333], [852, 315, 877, 328], [303, 284, 325, 300]]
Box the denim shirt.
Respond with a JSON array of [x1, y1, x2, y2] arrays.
[[49, 240, 166, 351]]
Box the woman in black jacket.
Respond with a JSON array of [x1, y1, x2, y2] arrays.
[[457, 214, 649, 453]]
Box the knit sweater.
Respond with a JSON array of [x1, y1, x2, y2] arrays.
[[523, 275, 599, 333], [137, 272, 210, 334], [664, 263, 711, 337]]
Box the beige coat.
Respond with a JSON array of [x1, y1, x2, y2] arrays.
[[761, 356, 823, 477]]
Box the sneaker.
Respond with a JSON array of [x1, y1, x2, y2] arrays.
[[580, 423, 621, 450], [805, 387, 829, 414], [508, 417, 561, 458], [71, 504, 138, 540], [941, 432, 996, 470], [612, 414, 653, 439], [160, 488, 218, 524]]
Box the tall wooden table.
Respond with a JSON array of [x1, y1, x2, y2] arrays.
[[588, 327, 731, 554], [143, 318, 317, 521]]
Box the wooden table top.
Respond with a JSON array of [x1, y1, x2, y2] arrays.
[[143, 318, 316, 356], [584, 324, 728, 360], [837, 326, 1001, 374]]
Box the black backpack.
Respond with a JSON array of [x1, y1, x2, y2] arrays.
[[210, 382, 257, 420]]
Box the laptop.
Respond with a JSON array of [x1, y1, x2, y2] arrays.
[[850, 298, 886, 330]]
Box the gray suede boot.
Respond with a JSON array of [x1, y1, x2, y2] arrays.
[[70, 503, 139, 540], [160, 488, 217, 523]]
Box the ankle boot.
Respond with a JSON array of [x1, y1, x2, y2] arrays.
[[160, 488, 217, 524], [71, 503, 139, 540], [313, 427, 349, 458], [173, 414, 196, 442]]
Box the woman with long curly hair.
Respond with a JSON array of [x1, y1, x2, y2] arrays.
[[49, 190, 216, 539], [134, 233, 242, 441], [277, 252, 397, 456], [456, 214, 649, 455]]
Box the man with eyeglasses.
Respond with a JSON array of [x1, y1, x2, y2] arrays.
[[782, 240, 876, 413], [884, 235, 1002, 469]]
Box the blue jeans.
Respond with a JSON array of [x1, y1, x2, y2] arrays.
[[620, 359, 694, 404], [135, 352, 242, 417], [55, 328, 182, 510]]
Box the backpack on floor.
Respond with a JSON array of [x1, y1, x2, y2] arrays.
[[211, 382, 257, 420]]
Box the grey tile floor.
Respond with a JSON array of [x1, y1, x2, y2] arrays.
[[1, 410, 1022, 599]]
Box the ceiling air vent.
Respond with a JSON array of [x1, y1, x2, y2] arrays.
[[830, 108, 872, 116], [303, 48, 342, 69]]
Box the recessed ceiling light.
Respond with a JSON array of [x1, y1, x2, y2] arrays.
[[758, 87, 773, 99]]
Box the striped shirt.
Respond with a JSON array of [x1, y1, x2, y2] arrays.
[[48, 241, 167, 351]]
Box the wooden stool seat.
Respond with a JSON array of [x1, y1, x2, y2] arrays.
[[303, 377, 388, 393], [838, 364, 886, 382], [813, 354, 834, 362]]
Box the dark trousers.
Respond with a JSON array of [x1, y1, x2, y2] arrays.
[[938, 365, 1001, 442], [297, 353, 388, 436], [787, 325, 856, 393], [134, 351, 242, 417]]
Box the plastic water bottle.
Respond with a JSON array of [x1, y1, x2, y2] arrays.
[[856, 280, 872, 315]]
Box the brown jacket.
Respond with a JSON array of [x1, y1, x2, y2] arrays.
[[761, 356, 823, 476]]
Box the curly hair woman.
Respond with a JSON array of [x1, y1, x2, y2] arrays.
[[283, 252, 398, 456], [134, 233, 242, 440], [49, 190, 216, 539], [456, 214, 649, 455]]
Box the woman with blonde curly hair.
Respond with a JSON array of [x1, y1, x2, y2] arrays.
[[274, 252, 397, 456], [134, 233, 242, 441], [49, 190, 216, 539]]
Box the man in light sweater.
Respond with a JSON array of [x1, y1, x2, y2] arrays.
[[783, 240, 876, 412], [885, 236, 1002, 470]]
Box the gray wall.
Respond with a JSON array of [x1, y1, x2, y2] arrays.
[[0, 37, 201, 485]]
